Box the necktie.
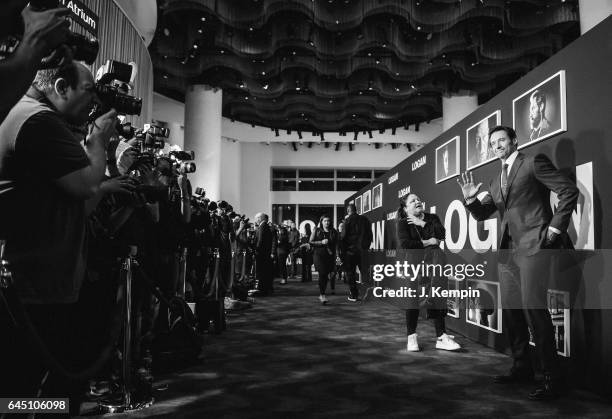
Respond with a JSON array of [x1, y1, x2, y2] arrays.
[[501, 163, 509, 198]]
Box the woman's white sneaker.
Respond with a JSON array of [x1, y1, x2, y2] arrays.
[[435, 333, 461, 351], [406, 333, 420, 352]]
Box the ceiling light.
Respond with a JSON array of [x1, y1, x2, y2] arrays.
[[198, 29, 203, 34], [201, 17, 206, 21], [193, 44, 198, 49], [244, 96, 249, 100], [163, 28, 170, 36], [163, 74, 168, 79], [262, 84, 269, 90], [261, 71, 266, 75]]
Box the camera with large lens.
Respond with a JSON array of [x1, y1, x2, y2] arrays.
[[28, 0, 99, 65], [169, 150, 196, 174], [92, 60, 142, 120]]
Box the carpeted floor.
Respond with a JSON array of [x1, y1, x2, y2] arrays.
[[82, 278, 612, 419]]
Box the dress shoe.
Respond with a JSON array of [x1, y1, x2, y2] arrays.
[[493, 369, 534, 384], [528, 377, 565, 401]]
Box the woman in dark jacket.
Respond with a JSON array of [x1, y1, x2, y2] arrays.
[[395, 193, 460, 352], [299, 223, 313, 282], [310, 215, 338, 304]]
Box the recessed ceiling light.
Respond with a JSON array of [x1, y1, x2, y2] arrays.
[[201, 17, 206, 21], [198, 29, 203, 34]]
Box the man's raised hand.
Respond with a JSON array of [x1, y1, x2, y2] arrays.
[[456, 171, 482, 201]]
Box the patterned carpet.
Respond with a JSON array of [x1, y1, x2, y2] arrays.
[[81, 278, 612, 419]]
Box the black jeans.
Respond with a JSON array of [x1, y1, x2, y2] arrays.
[[405, 309, 446, 337], [317, 266, 333, 295]]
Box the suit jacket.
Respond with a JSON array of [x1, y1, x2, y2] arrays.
[[341, 213, 373, 253], [256, 222, 273, 257], [465, 152, 578, 255]]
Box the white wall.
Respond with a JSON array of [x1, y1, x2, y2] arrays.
[[238, 142, 409, 220]]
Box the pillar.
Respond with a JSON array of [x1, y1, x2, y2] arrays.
[[442, 93, 479, 131], [579, 0, 612, 34], [184, 85, 223, 201]]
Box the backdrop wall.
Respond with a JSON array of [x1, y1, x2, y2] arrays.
[[347, 16, 612, 395]]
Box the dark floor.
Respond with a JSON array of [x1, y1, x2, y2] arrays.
[[81, 278, 612, 419]]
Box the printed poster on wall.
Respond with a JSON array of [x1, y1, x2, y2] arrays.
[[513, 70, 567, 148]]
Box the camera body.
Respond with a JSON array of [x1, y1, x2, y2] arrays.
[[92, 60, 142, 119]]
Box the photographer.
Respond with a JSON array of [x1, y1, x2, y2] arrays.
[[0, 61, 116, 409], [150, 156, 192, 332], [0, 2, 71, 122], [254, 213, 274, 296]]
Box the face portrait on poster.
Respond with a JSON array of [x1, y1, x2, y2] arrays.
[[355, 196, 362, 215], [446, 278, 461, 318], [466, 280, 502, 333], [512, 70, 567, 148], [372, 184, 383, 209], [466, 111, 501, 170], [435, 136, 460, 184], [362, 190, 371, 213]]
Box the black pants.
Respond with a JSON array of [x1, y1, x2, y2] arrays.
[[256, 255, 274, 294], [405, 309, 446, 337], [277, 251, 288, 280], [343, 250, 364, 298], [301, 263, 312, 282], [499, 250, 560, 378], [317, 266, 333, 295], [0, 302, 89, 417]]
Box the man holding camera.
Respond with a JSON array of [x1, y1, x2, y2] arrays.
[[254, 213, 274, 296], [0, 60, 116, 408]]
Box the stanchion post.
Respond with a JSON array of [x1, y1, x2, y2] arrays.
[[99, 245, 154, 413]]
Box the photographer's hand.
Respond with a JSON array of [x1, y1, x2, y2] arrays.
[[88, 109, 118, 149], [100, 175, 137, 195], [20, 6, 71, 63], [0, 6, 71, 121]]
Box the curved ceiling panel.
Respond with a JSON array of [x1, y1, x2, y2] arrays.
[[150, 0, 579, 132]]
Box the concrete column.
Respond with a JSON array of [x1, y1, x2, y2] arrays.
[[184, 85, 223, 200], [442, 93, 478, 131], [579, 0, 612, 34]]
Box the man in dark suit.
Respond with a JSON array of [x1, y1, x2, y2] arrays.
[[340, 203, 373, 301], [255, 212, 274, 295], [288, 220, 300, 278], [457, 125, 578, 401]]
